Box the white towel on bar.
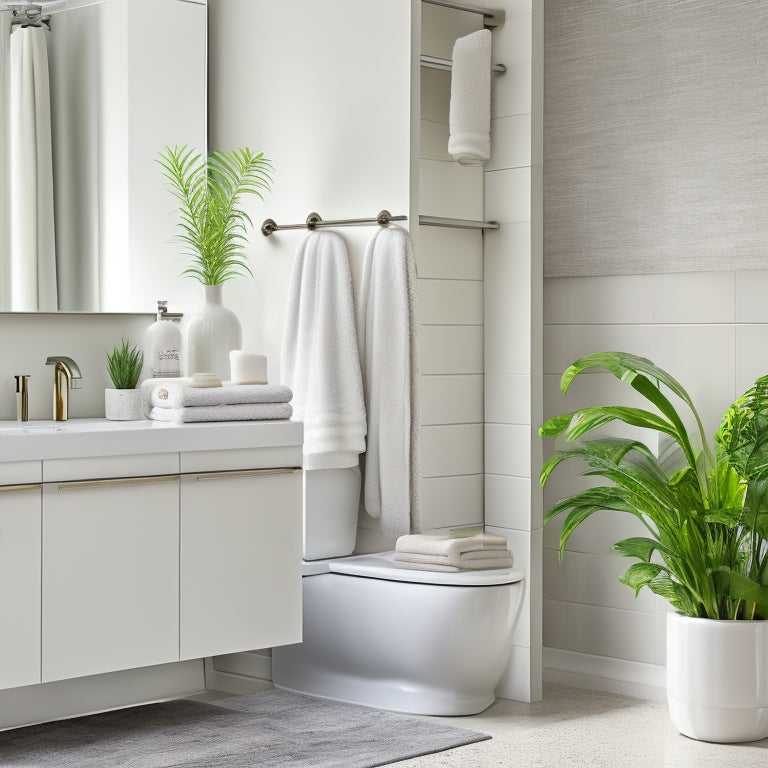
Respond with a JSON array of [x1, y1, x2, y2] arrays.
[[281, 231, 366, 469], [358, 225, 421, 539], [149, 382, 292, 409], [149, 402, 292, 423], [448, 29, 492, 166]]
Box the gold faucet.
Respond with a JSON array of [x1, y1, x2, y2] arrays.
[[15, 375, 30, 422], [45, 356, 82, 421]]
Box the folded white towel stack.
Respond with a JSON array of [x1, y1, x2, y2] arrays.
[[394, 532, 514, 572], [150, 382, 292, 410], [281, 230, 367, 470], [142, 376, 293, 424], [448, 29, 492, 166], [358, 225, 421, 539], [149, 402, 292, 424]]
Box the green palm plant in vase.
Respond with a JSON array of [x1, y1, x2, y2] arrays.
[[158, 145, 273, 379], [158, 145, 273, 285], [540, 351, 768, 742]]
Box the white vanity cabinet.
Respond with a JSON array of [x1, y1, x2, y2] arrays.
[[0, 419, 304, 695], [42, 474, 180, 682], [180, 467, 302, 660], [0, 463, 42, 689]]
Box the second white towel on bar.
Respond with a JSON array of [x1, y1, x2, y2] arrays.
[[358, 224, 421, 539], [448, 29, 492, 166], [281, 231, 366, 469]]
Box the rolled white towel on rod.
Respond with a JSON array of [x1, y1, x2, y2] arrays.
[[448, 29, 492, 166]]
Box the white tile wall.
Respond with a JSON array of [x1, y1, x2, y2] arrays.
[[416, 226, 483, 280], [421, 474, 484, 530], [483, 0, 542, 704], [418, 280, 483, 325], [419, 160, 485, 220], [541, 269, 768, 689], [421, 375, 483, 425], [420, 325, 483, 375]]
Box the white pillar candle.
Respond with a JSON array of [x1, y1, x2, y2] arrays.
[[229, 350, 268, 384]]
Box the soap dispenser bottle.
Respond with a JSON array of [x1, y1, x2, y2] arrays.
[[144, 300, 182, 378]]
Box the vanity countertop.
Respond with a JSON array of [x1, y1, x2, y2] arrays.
[[0, 418, 303, 463]]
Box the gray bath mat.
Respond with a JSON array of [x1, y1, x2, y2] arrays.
[[0, 688, 490, 767]]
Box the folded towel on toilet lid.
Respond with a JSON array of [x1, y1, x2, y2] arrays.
[[394, 532, 513, 570]]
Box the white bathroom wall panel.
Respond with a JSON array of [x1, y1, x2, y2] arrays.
[[420, 325, 484, 374], [418, 279, 483, 325], [415, 227, 483, 280], [420, 475, 484, 530], [0, 313, 152, 420], [420, 424, 484, 478], [483, 0, 543, 704], [420, 375, 483, 425], [207, 0, 413, 370], [418, 159, 485, 220], [542, 269, 768, 698]]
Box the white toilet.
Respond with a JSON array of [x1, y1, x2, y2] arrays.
[[271, 466, 525, 716]]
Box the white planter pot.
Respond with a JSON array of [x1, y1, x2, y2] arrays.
[[667, 612, 768, 743], [105, 388, 144, 421]]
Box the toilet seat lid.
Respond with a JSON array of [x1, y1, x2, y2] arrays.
[[325, 551, 524, 586]]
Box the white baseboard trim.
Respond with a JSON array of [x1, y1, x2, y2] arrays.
[[204, 654, 274, 696], [543, 647, 667, 702], [0, 660, 206, 731]]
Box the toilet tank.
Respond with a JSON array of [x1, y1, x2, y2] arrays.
[[303, 466, 360, 560]]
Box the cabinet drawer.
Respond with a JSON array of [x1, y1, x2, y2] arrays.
[[180, 446, 302, 474], [0, 461, 41, 485], [43, 452, 179, 482]]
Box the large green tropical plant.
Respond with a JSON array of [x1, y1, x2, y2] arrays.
[[158, 145, 272, 285], [540, 351, 768, 621]]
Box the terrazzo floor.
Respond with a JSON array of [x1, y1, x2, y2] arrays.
[[391, 683, 768, 768]]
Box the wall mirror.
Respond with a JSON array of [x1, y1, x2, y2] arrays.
[[0, 0, 206, 313]]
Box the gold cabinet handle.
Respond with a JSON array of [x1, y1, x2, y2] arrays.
[[191, 467, 301, 481], [0, 483, 42, 494], [56, 475, 180, 491]]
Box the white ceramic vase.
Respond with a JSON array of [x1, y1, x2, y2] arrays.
[[183, 284, 242, 380], [666, 612, 768, 743], [104, 388, 144, 421]]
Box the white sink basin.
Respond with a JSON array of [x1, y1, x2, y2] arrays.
[[0, 424, 66, 435]]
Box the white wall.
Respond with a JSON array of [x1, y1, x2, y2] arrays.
[[209, 0, 543, 703], [0, 313, 152, 421], [541, 270, 768, 699], [484, 0, 543, 704]]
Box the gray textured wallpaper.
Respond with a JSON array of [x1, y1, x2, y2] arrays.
[[544, 0, 768, 276]]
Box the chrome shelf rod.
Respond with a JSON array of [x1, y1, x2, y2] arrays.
[[419, 215, 500, 231], [420, 54, 506, 76], [261, 210, 407, 237], [421, 0, 505, 28]]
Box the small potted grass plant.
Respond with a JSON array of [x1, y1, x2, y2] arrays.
[[105, 339, 144, 421], [540, 351, 768, 743]]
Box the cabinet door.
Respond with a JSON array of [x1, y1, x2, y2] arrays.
[[180, 468, 302, 660], [42, 476, 179, 682], [0, 484, 41, 689]]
